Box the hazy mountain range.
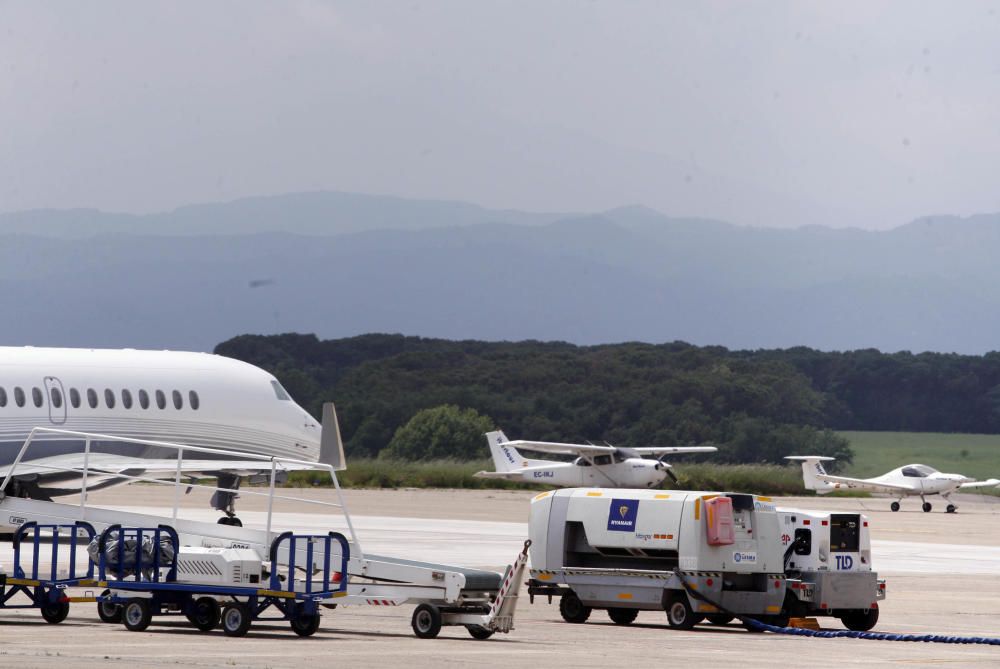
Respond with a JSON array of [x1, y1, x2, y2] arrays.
[[2, 192, 999, 354]]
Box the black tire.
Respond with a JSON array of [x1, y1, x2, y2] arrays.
[[411, 603, 442, 639], [122, 598, 152, 632], [890, 501, 900, 512], [221, 603, 253, 637], [607, 608, 639, 625], [922, 502, 932, 512], [706, 613, 734, 626], [467, 625, 494, 640], [97, 589, 122, 623], [217, 517, 243, 527], [558, 592, 591, 624], [186, 597, 220, 632], [946, 504, 957, 513], [840, 607, 879, 632], [665, 594, 697, 630], [290, 613, 321, 637], [40, 600, 70, 624]]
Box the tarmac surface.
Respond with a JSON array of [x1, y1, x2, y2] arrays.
[[1, 487, 999, 668]]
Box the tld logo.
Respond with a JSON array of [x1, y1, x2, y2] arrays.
[[607, 499, 639, 532], [835, 555, 854, 570]]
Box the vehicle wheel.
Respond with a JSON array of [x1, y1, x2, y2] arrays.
[[558, 592, 591, 624], [186, 597, 220, 632], [122, 598, 152, 632], [290, 613, 321, 637], [922, 502, 932, 512], [221, 603, 252, 637], [411, 603, 442, 639], [890, 501, 900, 512], [97, 589, 122, 623], [946, 504, 957, 513], [217, 516, 243, 527], [40, 600, 70, 624], [665, 595, 696, 630], [840, 607, 879, 632], [467, 624, 494, 640], [706, 613, 734, 626], [608, 607, 639, 625]]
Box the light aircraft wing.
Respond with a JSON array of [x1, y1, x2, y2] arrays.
[[632, 446, 718, 455], [960, 478, 1000, 489], [473, 470, 524, 480], [500, 440, 615, 457], [815, 473, 912, 493]]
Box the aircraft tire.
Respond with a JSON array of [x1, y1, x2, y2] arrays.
[[890, 501, 900, 512], [946, 504, 957, 513], [922, 502, 932, 512]]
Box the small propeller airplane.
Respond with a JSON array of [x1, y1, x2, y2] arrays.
[[786, 455, 1000, 513], [474, 430, 717, 488]]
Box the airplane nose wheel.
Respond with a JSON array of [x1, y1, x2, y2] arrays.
[[946, 504, 957, 513], [890, 501, 900, 512], [921, 502, 932, 512]]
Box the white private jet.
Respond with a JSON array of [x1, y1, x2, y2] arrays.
[[0, 346, 344, 525], [474, 430, 716, 488], [786, 455, 1000, 513]]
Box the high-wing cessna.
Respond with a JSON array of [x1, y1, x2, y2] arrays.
[[786, 455, 1000, 513], [475, 430, 716, 488], [0, 346, 345, 525]]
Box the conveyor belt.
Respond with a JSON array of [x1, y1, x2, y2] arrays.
[[365, 553, 502, 591]]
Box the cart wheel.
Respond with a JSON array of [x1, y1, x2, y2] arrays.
[[466, 625, 494, 640], [122, 599, 152, 632], [411, 603, 442, 639], [222, 603, 252, 637], [840, 607, 879, 632], [607, 608, 639, 625], [706, 614, 734, 626], [558, 591, 591, 624], [186, 597, 221, 632], [40, 600, 70, 624], [290, 613, 321, 637], [97, 589, 122, 623], [665, 594, 697, 630]]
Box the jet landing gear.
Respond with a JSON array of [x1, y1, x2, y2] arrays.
[[890, 501, 900, 512], [921, 496, 932, 513], [212, 474, 243, 527]]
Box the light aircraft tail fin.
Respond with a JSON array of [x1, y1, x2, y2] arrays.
[[785, 455, 836, 494], [486, 430, 530, 473]]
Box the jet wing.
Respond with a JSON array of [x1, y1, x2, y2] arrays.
[[632, 446, 718, 455], [816, 473, 912, 493], [960, 478, 1000, 489], [500, 440, 615, 456]]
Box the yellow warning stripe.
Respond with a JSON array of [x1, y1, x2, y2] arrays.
[[257, 589, 295, 598], [6, 578, 40, 587], [67, 597, 97, 603]]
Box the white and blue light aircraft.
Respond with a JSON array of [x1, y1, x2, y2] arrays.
[[475, 430, 716, 488]]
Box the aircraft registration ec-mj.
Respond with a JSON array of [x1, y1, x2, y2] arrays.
[[787, 455, 1000, 513], [475, 430, 716, 488], [0, 346, 343, 525]]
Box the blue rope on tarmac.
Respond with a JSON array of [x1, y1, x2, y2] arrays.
[[743, 618, 1000, 645]]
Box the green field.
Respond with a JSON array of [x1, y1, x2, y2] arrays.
[[839, 431, 1000, 478]]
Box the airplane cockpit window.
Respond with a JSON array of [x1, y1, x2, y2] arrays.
[[612, 450, 628, 464], [271, 380, 291, 401], [121, 389, 133, 409], [189, 390, 200, 410], [573, 457, 592, 467], [14, 387, 25, 407], [155, 390, 166, 410], [87, 388, 98, 409], [32, 387, 43, 408], [592, 455, 612, 466], [69, 388, 80, 409], [104, 388, 116, 409], [0, 387, 7, 407], [138, 389, 150, 409], [172, 390, 183, 410], [902, 465, 936, 478], [50, 387, 63, 409]]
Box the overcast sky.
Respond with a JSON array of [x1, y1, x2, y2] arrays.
[[1, 1, 998, 228]]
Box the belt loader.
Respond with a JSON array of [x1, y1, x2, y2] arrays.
[[527, 488, 789, 630]]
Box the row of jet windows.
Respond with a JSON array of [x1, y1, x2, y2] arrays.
[[0, 386, 200, 411]]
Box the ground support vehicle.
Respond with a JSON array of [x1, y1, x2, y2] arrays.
[[777, 508, 886, 631], [0, 425, 528, 639], [0, 520, 100, 623], [94, 524, 349, 636], [527, 489, 789, 630]]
